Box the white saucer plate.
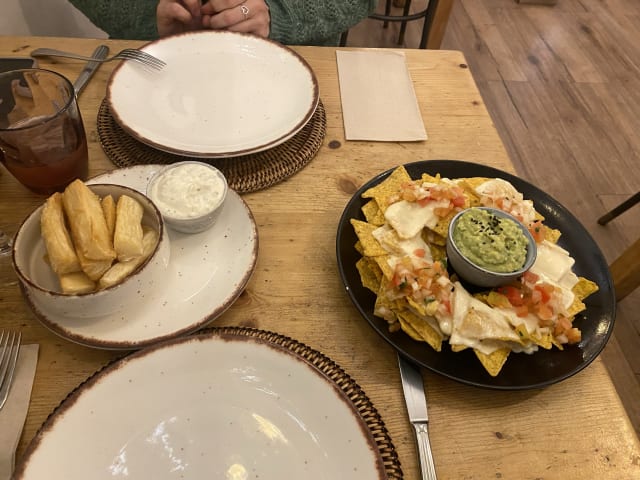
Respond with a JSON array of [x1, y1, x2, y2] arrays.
[[22, 165, 258, 349], [107, 31, 319, 158], [15, 331, 386, 479]]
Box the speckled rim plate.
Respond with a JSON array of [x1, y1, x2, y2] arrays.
[[336, 160, 616, 390], [106, 31, 319, 158], [15, 328, 394, 479], [22, 165, 258, 350]]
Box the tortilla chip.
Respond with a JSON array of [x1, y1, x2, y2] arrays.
[[361, 200, 386, 226], [350, 219, 387, 257], [361, 166, 411, 212], [545, 227, 562, 244], [428, 243, 447, 263], [397, 309, 443, 351], [573, 277, 599, 300], [373, 255, 394, 281], [531, 330, 554, 350], [354, 241, 364, 256], [356, 257, 382, 293], [475, 348, 510, 377], [451, 344, 468, 353], [566, 296, 586, 317], [423, 229, 446, 247]]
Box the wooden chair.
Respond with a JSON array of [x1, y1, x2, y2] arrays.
[[340, 0, 455, 49], [598, 192, 640, 302]]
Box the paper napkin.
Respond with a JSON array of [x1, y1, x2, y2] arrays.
[[336, 50, 427, 142], [0, 344, 39, 480]]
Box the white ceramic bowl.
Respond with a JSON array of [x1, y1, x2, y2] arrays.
[[13, 184, 170, 319], [446, 207, 537, 288], [146, 161, 228, 234]]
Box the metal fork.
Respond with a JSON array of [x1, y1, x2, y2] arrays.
[[0, 331, 21, 410], [31, 47, 166, 71]]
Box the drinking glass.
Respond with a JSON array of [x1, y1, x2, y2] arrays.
[[0, 68, 88, 195]]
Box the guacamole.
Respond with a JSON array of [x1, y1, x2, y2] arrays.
[[452, 208, 528, 273]]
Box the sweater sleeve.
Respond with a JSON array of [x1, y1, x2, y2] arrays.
[[266, 0, 377, 46], [68, 0, 159, 40]]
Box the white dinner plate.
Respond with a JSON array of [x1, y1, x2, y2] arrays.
[[22, 165, 258, 349], [106, 31, 319, 158], [15, 329, 390, 479]]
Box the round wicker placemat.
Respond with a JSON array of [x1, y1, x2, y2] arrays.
[[97, 99, 327, 193]]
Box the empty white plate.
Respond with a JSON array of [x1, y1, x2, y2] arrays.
[[107, 31, 319, 158], [15, 329, 387, 479]]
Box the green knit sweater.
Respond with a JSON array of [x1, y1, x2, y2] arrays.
[[69, 0, 377, 46]]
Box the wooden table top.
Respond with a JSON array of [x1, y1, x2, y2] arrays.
[[1, 35, 639, 479]]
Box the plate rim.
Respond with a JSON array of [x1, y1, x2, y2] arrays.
[[14, 327, 403, 480], [22, 165, 259, 350], [336, 159, 617, 390], [106, 31, 320, 158]]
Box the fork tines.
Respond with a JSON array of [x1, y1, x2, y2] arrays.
[[119, 49, 166, 70], [0, 330, 21, 410]]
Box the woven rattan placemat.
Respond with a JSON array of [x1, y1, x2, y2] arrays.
[[97, 99, 326, 193]]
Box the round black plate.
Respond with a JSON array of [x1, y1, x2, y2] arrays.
[[336, 160, 616, 390]]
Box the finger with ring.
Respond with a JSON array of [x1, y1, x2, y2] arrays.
[[240, 3, 249, 20]]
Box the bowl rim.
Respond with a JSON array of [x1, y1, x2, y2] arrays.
[[447, 206, 537, 278], [146, 161, 228, 223], [12, 183, 166, 298]]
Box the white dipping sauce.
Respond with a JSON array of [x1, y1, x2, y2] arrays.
[[149, 163, 226, 219]]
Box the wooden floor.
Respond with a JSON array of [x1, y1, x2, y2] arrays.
[[347, 0, 640, 437]]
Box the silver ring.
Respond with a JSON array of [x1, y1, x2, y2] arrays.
[[240, 4, 249, 20]]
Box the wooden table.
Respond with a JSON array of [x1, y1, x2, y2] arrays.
[[1, 36, 639, 479]]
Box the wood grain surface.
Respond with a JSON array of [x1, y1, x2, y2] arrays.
[[1, 35, 639, 479]]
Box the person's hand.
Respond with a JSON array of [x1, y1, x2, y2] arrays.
[[201, 0, 270, 38], [157, 0, 203, 37]]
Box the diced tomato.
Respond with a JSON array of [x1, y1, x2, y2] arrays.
[[528, 220, 546, 243], [536, 303, 554, 321], [414, 248, 426, 258], [417, 197, 431, 207], [534, 284, 552, 303], [514, 305, 530, 317], [497, 286, 525, 306], [566, 327, 582, 344], [522, 271, 539, 285], [452, 195, 466, 207]]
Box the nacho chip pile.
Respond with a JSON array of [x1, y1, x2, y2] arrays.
[[351, 166, 598, 376]]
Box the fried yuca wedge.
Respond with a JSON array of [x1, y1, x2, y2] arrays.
[[75, 247, 114, 281], [40, 192, 81, 275], [102, 195, 116, 241], [58, 271, 96, 294], [98, 227, 158, 289], [62, 180, 116, 262], [113, 195, 144, 261]]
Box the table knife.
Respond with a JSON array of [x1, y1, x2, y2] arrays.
[[398, 354, 438, 480], [73, 45, 109, 96]]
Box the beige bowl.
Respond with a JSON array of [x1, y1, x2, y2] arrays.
[[12, 184, 170, 319]]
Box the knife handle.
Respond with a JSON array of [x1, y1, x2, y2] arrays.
[[414, 423, 438, 480]]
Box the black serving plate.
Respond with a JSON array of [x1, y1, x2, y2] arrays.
[[336, 160, 616, 390]]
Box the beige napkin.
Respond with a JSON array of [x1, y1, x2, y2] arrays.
[[336, 50, 427, 142], [0, 344, 38, 480]]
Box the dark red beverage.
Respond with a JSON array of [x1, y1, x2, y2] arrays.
[[0, 69, 89, 195]]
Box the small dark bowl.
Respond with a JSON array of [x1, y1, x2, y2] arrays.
[[446, 207, 537, 288]]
